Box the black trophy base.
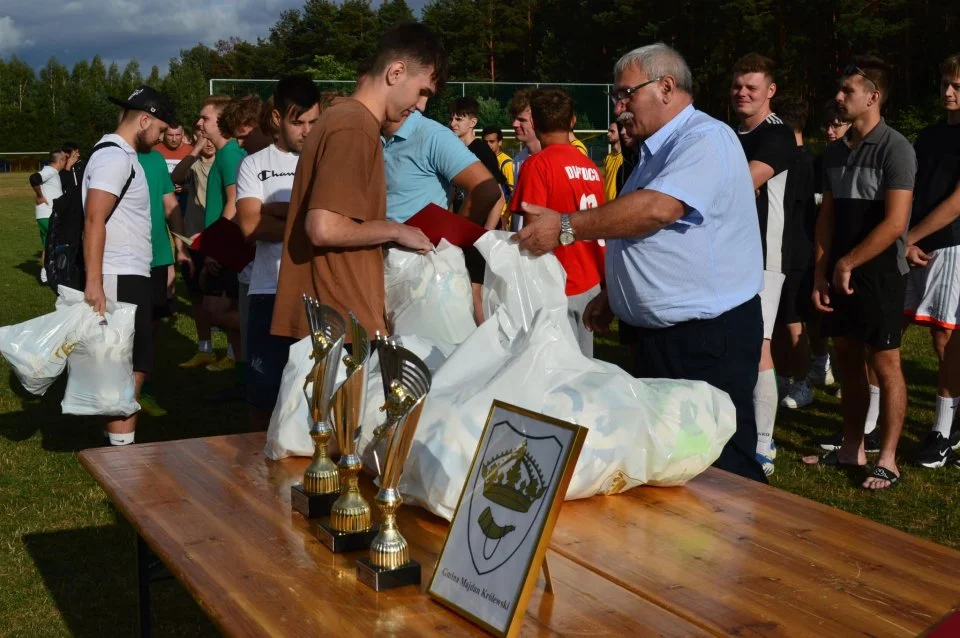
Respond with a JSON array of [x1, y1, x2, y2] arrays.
[[316, 522, 379, 553], [291, 484, 338, 519], [356, 558, 422, 591]]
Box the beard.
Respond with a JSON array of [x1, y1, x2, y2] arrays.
[[133, 129, 156, 153]]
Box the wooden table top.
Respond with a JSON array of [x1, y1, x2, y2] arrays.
[[79, 432, 960, 637], [78, 432, 706, 637]]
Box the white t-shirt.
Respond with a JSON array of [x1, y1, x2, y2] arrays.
[[34, 165, 62, 220], [236, 144, 299, 295], [82, 134, 151, 277]]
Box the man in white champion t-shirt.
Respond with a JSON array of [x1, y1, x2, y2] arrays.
[[236, 75, 321, 429], [83, 84, 177, 446]]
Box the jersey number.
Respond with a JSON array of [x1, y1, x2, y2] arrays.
[[579, 193, 598, 210]]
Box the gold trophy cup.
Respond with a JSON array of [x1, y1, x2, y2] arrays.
[[291, 296, 345, 518], [317, 312, 379, 552], [356, 341, 431, 590]]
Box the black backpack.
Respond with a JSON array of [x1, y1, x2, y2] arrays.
[[44, 142, 134, 292]]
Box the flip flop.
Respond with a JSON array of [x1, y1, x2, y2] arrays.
[[807, 449, 865, 469], [864, 465, 900, 490]]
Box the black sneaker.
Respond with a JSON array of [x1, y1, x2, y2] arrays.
[[818, 430, 881, 453], [914, 431, 956, 468], [818, 433, 843, 451]]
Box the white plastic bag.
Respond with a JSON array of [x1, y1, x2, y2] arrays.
[[384, 241, 475, 344], [477, 230, 569, 332], [0, 286, 87, 395], [60, 288, 140, 416]]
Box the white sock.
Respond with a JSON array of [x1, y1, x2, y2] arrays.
[[227, 344, 235, 359], [108, 431, 135, 446], [198, 340, 212, 354], [934, 396, 959, 438], [755, 369, 778, 454], [864, 384, 880, 434]]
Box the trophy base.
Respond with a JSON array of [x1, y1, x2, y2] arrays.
[[356, 557, 421, 591], [316, 522, 379, 553], [291, 484, 338, 519]]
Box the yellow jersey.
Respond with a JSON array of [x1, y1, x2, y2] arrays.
[[571, 137, 588, 156], [603, 151, 623, 202], [496, 151, 515, 188]]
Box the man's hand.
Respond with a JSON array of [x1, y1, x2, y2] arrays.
[[583, 289, 615, 334], [36, 195, 48, 207], [831, 257, 854, 295], [176, 247, 194, 278], [392, 225, 434, 253], [905, 244, 932, 268], [204, 257, 222, 276], [515, 202, 561, 256], [811, 274, 832, 313], [84, 280, 107, 316]]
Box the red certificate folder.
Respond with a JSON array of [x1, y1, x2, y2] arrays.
[[174, 217, 255, 272], [404, 203, 487, 249]]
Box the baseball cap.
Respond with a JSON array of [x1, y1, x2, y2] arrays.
[[108, 85, 177, 126]]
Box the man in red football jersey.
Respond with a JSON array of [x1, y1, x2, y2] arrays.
[[511, 87, 606, 356]]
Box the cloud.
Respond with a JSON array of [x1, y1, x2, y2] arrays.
[[0, 16, 33, 52]]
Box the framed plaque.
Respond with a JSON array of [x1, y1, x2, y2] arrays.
[[428, 400, 587, 637]]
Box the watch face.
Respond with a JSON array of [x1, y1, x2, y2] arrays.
[[559, 231, 575, 246]]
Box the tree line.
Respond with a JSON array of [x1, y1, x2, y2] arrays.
[[0, 0, 955, 154]]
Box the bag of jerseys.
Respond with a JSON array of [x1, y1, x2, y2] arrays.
[[384, 240, 476, 345]]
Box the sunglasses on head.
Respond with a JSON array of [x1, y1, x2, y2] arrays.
[[842, 64, 878, 91]]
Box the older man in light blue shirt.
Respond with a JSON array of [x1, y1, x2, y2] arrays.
[[517, 43, 766, 483]]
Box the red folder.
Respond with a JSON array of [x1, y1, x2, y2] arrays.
[[183, 217, 255, 272], [404, 203, 487, 249]]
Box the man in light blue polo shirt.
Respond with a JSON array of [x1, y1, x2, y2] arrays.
[[516, 43, 766, 483], [382, 105, 503, 227]]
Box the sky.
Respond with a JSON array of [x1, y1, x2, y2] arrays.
[[0, 0, 426, 73]]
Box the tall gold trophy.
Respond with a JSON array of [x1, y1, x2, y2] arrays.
[[356, 341, 431, 590], [317, 312, 379, 552], [291, 296, 345, 518]]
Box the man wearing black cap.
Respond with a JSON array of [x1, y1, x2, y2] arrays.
[[83, 84, 176, 446]]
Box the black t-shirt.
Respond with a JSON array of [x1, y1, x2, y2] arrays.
[[785, 146, 817, 272], [738, 114, 798, 273], [453, 137, 507, 213], [616, 145, 639, 196], [911, 120, 960, 252]]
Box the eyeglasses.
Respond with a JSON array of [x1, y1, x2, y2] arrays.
[[608, 77, 663, 105], [842, 64, 878, 91]]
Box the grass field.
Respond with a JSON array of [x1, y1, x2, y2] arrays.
[[0, 172, 957, 636]]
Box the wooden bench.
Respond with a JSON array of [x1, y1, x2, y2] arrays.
[[79, 432, 960, 636]]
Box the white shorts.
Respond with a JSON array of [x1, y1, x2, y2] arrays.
[[760, 270, 786, 339], [904, 245, 960, 329]]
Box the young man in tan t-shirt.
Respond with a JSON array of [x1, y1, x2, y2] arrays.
[[271, 24, 446, 342]]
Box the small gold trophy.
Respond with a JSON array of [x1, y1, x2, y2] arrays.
[[356, 341, 431, 590], [317, 312, 379, 552], [291, 296, 345, 518]]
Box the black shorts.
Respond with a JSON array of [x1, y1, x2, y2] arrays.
[[246, 294, 295, 413], [200, 264, 240, 299], [179, 249, 205, 298], [105, 274, 154, 373], [463, 246, 485, 285], [150, 265, 173, 319], [776, 268, 813, 326], [821, 268, 907, 351]]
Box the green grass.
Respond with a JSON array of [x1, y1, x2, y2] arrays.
[[0, 172, 957, 635]]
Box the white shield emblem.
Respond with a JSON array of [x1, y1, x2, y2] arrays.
[[467, 418, 563, 575]]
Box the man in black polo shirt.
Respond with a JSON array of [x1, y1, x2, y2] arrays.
[[903, 54, 960, 468], [809, 56, 917, 489], [731, 53, 798, 476]]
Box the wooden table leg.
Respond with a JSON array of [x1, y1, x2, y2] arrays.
[[137, 534, 151, 638]]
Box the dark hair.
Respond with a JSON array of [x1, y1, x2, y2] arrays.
[[260, 96, 278, 138], [942, 54, 960, 79], [732, 52, 777, 82], [482, 126, 503, 140], [273, 74, 320, 120], [61, 141, 79, 153], [508, 89, 531, 118], [529, 88, 575, 135], [822, 100, 844, 125], [218, 95, 262, 139], [449, 96, 479, 118], [49, 149, 65, 161], [772, 94, 808, 133], [358, 23, 448, 94], [844, 55, 892, 104]]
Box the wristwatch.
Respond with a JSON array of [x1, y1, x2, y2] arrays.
[[559, 214, 575, 246]]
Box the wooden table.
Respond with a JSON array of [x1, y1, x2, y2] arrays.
[[79, 433, 960, 637]]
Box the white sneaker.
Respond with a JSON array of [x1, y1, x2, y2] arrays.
[[39, 267, 47, 283], [780, 380, 813, 409], [808, 361, 835, 387]]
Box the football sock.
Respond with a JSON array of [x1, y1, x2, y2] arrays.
[[227, 344, 235, 359], [864, 384, 880, 434], [198, 340, 212, 354], [108, 431, 135, 446], [934, 396, 958, 438], [755, 369, 778, 454]]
